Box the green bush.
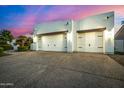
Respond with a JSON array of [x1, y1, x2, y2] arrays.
[[18, 46, 29, 51], [0, 47, 4, 53], [0, 44, 13, 50]]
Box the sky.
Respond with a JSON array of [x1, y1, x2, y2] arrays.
[[0, 5, 124, 37]]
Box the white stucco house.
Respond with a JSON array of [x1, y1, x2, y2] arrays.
[[32, 11, 124, 54]]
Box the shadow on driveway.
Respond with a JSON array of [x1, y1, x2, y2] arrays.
[[108, 54, 124, 67]]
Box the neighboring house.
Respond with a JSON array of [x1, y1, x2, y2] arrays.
[[7, 39, 19, 51], [8, 33, 33, 51], [32, 11, 124, 54], [115, 25, 124, 53]]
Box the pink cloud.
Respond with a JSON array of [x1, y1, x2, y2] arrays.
[[8, 15, 36, 37], [72, 5, 124, 20], [10, 27, 33, 37], [5, 5, 124, 37]]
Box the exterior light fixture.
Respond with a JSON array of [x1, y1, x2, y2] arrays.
[[66, 22, 69, 26], [106, 14, 113, 20]]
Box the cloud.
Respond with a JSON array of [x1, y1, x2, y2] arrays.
[[1, 5, 124, 37]]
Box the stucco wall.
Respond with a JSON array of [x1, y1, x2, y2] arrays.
[[34, 20, 71, 34], [33, 20, 74, 52]]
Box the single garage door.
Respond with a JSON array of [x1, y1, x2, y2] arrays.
[[77, 31, 103, 53], [41, 33, 67, 51]]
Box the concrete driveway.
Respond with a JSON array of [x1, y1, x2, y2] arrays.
[[0, 51, 124, 88]]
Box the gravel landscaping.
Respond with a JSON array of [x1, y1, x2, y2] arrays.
[[0, 51, 124, 88]]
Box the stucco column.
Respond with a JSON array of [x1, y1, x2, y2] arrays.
[[67, 20, 74, 53], [33, 35, 39, 50], [104, 28, 114, 54]]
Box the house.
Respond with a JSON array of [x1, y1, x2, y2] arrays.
[[114, 14, 124, 53], [32, 11, 124, 54], [115, 25, 124, 53]]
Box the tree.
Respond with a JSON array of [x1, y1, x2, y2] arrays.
[[0, 35, 6, 44], [25, 37, 33, 48], [16, 35, 33, 48], [16, 36, 27, 47], [0, 29, 14, 43], [0, 29, 14, 50]]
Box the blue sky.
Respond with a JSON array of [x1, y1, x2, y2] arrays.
[[0, 5, 124, 37]]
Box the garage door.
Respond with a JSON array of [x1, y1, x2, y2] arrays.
[[41, 33, 67, 51], [77, 31, 103, 53]]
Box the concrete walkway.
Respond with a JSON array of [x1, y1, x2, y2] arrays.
[[0, 51, 124, 88]]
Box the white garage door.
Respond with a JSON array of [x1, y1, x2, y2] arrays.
[[77, 31, 103, 53], [41, 33, 67, 51]]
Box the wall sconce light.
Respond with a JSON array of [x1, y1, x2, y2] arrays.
[[66, 22, 69, 26]]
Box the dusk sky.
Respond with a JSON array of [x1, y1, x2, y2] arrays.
[[0, 5, 124, 37]]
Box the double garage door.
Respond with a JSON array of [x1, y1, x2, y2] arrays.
[[38, 31, 103, 53], [77, 31, 103, 53], [40, 33, 67, 51]]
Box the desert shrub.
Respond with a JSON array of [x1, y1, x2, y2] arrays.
[[0, 47, 4, 53], [18, 46, 29, 51]]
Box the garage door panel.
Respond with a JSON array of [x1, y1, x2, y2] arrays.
[[97, 36, 103, 48], [41, 33, 67, 51], [96, 32, 103, 52], [85, 32, 96, 52], [77, 33, 85, 51]]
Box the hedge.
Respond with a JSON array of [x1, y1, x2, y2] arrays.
[[0, 44, 13, 50], [18, 46, 29, 51], [0, 47, 4, 53]]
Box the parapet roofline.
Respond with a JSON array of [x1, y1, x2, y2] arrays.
[[37, 30, 68, 35], [77, 27, 106, 33]]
